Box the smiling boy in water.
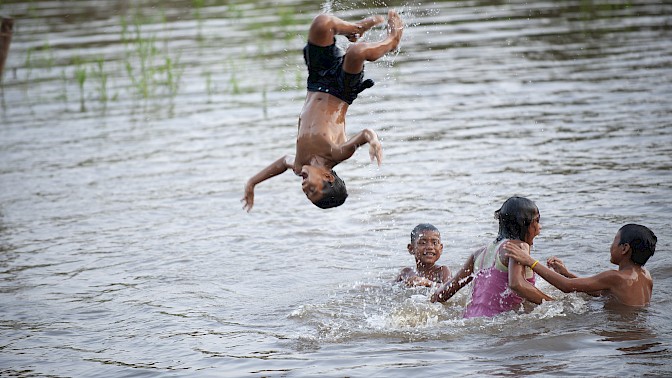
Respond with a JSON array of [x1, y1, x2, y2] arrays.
[[504, 224, 657, 306], [397, 224, 451, 286], [242, 10, 404, 211]]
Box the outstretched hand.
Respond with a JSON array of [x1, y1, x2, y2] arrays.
[[503, 241, 534, 266], [547, 256, 569, 276], [241, 183, 255, 212], [366, 130, 383, 166], [369, 139, 382, 166], [345, 29, 362, 43], [407, 276, 434, 287]]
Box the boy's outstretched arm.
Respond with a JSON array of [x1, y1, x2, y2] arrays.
[[242, 155, 294, 212], [546, 257, 598, 296], [547, 257, 577, 278], [504, 242, 616, 295], [330, 128, 382, 166]]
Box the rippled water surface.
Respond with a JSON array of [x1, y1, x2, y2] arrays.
[[1, 0, 671, 376]]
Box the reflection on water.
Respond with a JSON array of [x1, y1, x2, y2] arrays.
[[594, 304, 667, 356], [1, 0, 672, 376]]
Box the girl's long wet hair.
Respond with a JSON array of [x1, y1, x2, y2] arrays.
[[494, 196, 539, 243]]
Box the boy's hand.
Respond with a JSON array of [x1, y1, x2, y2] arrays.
[[547, 257, 569, 276], [346, 15, 385, 42], [241, 182, 255, 212], [345, 29, 362, 43], [408, 276, 433, 287], [365, 129, 383, 166], [503, 241, 534, 266]]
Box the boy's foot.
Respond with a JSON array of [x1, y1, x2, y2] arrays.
[[386, 10, 404, 49]]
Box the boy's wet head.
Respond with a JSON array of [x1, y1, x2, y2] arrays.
[[410, 223, 440, 244], [618, 224, 657, 265], [313, 170, 347, 209]]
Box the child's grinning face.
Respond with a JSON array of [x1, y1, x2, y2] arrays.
[[410, 231, 443, 265]]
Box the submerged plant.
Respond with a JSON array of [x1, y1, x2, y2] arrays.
[[125, 21, 159, 99], [73, 57, 87, 111], [228, 58, 240, 94], [278, 7, 296, 41], [122, 12, 185, 100], [59, 68, 68, 102], [94, 57, 108, 105], [22, 47, 33, 87], [159, 55, 183, 97], [203, 70, 214, 101], [121, 15, 129, 47], [193, 0, 205, 41], [226, 2, 244, 20], [38, 41, 54, 71]]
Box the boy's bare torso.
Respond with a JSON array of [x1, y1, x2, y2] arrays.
[[606, 267, 653, 306], [294, 92, 349, 173]]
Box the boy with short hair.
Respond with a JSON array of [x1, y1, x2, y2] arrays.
[[504, 224, 657, 306], [242, 10, 404, 211], [397, 224, 451, 287]]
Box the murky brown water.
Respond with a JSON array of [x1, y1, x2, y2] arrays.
[[1, 0, 671, 376]]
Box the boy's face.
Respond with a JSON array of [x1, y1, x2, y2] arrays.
[[300, 166, 333, 203], [407, 230, 443, 266], [610, 231, 627, 264]]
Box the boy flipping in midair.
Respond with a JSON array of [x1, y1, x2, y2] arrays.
[[397, 224, 451, 287], [504, 224, 657, 306], [242, 10, 404, 211]]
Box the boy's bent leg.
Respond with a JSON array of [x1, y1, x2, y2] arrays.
[[309, 14, 359, 46], [308, 13, 384, 47], [308, 14, 338, 46], [342, 10, 403, 74]]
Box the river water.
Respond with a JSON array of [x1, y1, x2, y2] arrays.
[[1, 0, 671, 376]]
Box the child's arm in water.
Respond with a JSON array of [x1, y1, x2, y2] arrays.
[[329, 128, 382, 166], [507, 254, 554, 304], [242, 155, 294, 212], [431, 253, 475, 303], [505, 242, 617, 297]]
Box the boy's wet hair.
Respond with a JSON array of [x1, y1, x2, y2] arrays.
[[313, 170, 347, 209], [411, 223, 440, 244], [618, 224, 657, 265], [494, 196, 538, 242]]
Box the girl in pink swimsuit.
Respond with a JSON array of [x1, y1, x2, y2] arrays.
[[431, 196, 553, 317]]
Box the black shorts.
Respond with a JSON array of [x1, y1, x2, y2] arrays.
[[303, 40, 374, 105]]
